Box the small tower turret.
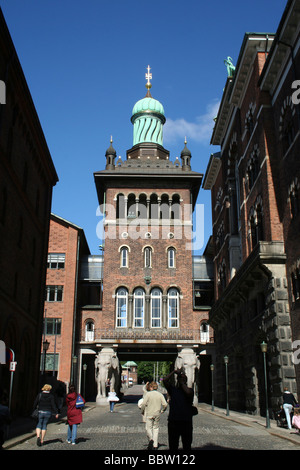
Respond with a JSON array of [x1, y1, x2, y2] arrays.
[[181, 138, 192, 171], [105, 136, 116, 170]]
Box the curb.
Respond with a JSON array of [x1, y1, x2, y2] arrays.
[[198, 404, 300, 447]]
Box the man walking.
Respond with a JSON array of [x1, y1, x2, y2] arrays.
[[140, 381, 167, 450]]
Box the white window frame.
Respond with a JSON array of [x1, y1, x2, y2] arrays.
[[200, 321, 210, 343], [144, 246, 152, 268], [151, 288, 162, 328], [120, 247, 129, 268], [85, 321, 95, 341], [45, 285, 63, 302], [47, 253, 65, 269], [168, 247, 176, 268], [168, 288, 179, 328], [133, 288, 145, 328], [116, 288, 128, 328]]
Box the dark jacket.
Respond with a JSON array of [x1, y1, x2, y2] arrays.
[[33, 391, 58, 414], [283, 391, 298, 406], [165, 385, 193, 422], [66, 392, 85, 426]]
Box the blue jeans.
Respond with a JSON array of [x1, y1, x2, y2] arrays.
[[67, 424, 78, 443], [110, 401, 115, 412], [37, 411, 51, 430], [283, 403, 293, 429]]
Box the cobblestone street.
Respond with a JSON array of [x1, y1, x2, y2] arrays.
[[6, 385, 300, 456]]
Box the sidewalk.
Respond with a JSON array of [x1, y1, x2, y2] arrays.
[[3, 401, 300, 450], [198, 403, 300, 446]]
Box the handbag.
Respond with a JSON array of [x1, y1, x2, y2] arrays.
[[31, 393, 41, 419], [192, 405, 198, 416], [75, 393, 85, 408], [31, 408, 39, 419]]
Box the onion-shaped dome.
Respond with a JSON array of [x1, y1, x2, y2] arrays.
[[132, 96, 165, 117], [131, 66, 166, 146]]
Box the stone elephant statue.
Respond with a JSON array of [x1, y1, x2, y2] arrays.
[[95, 348, 121, 404], [174, 348, 200, 404]]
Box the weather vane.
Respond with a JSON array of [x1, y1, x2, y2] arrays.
[[145, 65, 152, 90]]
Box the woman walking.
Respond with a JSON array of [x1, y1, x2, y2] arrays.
[[107, 389, 119, 412], [33, 384, 59, 447], [66, 384, 85, 445]]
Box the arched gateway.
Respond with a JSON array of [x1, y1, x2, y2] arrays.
[[77, 67, 214, 403]]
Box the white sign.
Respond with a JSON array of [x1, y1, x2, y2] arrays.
[[9, 361, 17, 372]]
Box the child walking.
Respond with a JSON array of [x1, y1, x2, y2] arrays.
[[292, 407, 300, 432]]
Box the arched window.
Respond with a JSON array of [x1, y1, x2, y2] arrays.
[[120, 246, 129, 267], [116, 193, 125, 219], [171, 194, 181, 220], [133, 288, 145, 328], [168, 288, 179, 328], [144, 247, 152, 268], [200, 321, 210, 343], [85, 321, 95, 342], [149, 193, 159, 220], [151, 288, 162, 328], [116, 287, 128, 328], [127, 193, 136, 218], [168, 247, 176, 268], [160, 194, 169, 220], [138, 194, 147, 219]]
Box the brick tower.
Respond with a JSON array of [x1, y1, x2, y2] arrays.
[[93, 67, 204, 399]]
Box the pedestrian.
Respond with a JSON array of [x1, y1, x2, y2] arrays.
[[292, 407, 300, 432], [140, 381, 167, 450], [283, 386, 298, 430], [66, 384, 85, 445], [139, 381, 151, 423], [33, 384, 59, 447], [0, 388, 11, 450], [163, 369, 194, 451], [107, 389, 119, 412]]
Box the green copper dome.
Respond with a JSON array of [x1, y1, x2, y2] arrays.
[[131, 66, 166, 146], [132, 96, 165, 116]]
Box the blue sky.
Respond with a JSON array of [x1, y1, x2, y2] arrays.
[[0, 0, 286, 255]]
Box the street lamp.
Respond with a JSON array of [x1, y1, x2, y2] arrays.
[[72, 355, 77, 384], [210, 364, 214, 411], [42, 339, 50, 376], [260, 341, 270, 428], [224, 355, 229, 416], [83, 363, 87, 397]]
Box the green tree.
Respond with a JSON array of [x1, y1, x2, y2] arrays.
[[137, 361, 173, 384]]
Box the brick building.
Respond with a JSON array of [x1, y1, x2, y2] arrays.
[[203, 0, 300, 413], [0, 9, 58, 416], [73, 71, 214, 401], [43, 214, 90, 385]]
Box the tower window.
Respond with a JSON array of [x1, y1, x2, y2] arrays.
[[133, 288, 145, 328], [144, 247, 152, 268], [116, 288, 128, 328], [168, 288, 179, 328], [151, 288, 162, 328], [120, 247, 129, 268], [168, 247, 176, 268]]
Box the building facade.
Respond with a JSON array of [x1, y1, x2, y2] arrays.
[[73, 72, 214, 401], [42, 214, 90, 386], [0, 9, 58, 416], [203, 0, 300, 413]]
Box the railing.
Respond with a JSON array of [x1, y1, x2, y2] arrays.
[[82, 328, 214, 344]]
